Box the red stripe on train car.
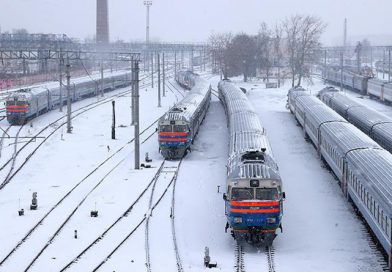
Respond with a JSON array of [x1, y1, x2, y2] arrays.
[[159, 138, 188, 142], [230, 208, 280, 214], [230, 201, 279, 207], [159, 132, 188, 136], [7, 109, 26, 113]]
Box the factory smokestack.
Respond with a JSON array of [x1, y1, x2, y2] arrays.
[[96, 0, 109, 44]]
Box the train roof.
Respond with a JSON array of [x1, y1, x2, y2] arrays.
[[296, 94, 323, 109], [304, 104, 347, 128], [346, 148, 392, 215], [329, 93, 362, 115], [160, 76, 210, 123], [229, 111, 264, 134], [229, 131, 271, 156], [347, 106, 392, 134], [320, 122, 381, 155], [228, 161, 280, 181]]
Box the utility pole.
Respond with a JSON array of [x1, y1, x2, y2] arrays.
[[59, 55, 63, 112], [132, 61, 140, 169], [343, 18, 347, 55], [324, 50, 327, 80], [111, 101, 116, 139], [383, 49, 386, 80], [131, 72, 135, 125], [174, 51, 177, 77], [181, 50, 184, 69], [100, 61, 104, 97], [340, 51, 343, 92], [163, 52, 166, 97], [157, 52, 161, 107], [66, 61, 72, 133], [151, 52, 154, 88], [190, 49, 194, 72], [389, 48, 391, 82]]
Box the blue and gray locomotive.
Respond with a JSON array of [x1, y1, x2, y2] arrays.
[[218, 80, 285, 246], [5, 70, 131, 125], [158, 71, 211, 159]]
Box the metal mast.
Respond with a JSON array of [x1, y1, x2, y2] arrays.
[[144, 1, 152, 44]]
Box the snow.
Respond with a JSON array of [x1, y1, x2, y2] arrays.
[[0, 70, 387, 272]]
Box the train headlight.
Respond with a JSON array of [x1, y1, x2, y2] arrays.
[[267, 218, 276, 224], [233, 217, 242, 223]]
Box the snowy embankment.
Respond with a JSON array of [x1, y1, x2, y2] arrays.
[[0, 72, 386, 272]]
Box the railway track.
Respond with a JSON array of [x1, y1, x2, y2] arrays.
[[266, 246, 276, 272], [144, 160, 183, 272], [0, 68, 175, 191], [170, 160, 184, 272], [1, 125, 24, 184], [0, 125, 12, 159], [234, 243, 277, 272], [234, 242, 245, 272], [0, 113, 161, 271], [81, 160, 182, 272], [144, 159, 162, 272], [167, 80, 186, 99]]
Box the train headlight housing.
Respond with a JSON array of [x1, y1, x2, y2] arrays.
[[267, 218, 276, 224], [233, 217, 242, 223]]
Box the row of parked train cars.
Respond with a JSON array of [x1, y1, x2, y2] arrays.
[[288, 87, 392, 266], [158, 72, 285, 246], [5, 70, 132, 125], [323, 68, 392, 101]]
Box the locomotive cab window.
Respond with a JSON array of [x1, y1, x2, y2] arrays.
[[160, 125, 172, 132], [174, 125, 188, 132], [256, 188, 279, 200], [231, 188, 254, 201]]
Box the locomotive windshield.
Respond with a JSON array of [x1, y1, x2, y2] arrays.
[[174, 125, 188, 132], [160, 125, 189, 132], [231, 188, 280, 201], [160, 125, 172, 132], [256, 188, 279, 200], [231, 188, 253, 201]]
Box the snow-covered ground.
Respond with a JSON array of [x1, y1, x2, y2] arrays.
[[0, 71, 388, 272]]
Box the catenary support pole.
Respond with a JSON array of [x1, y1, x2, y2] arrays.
[[66, 61, 72, 133], [389, 48, 391, 82], [174, 51, 177, 77], [112, 100, 116, 140], [340, 51, 344, 92], [151, 52, 154, 88], [158, 53, 161, 107], [100, 61, 104, 97], [59, 56, 63, 112], [132, 61, 140, 169], [163, 52, 166, 97]]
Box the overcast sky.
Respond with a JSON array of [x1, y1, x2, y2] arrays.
[[0, 0, 391, 45]]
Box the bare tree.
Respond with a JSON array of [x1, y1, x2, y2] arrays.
[[256, 22, 273, 82], [209, 32, 232, 79], [273, 24, 284, 86], [283, 15, 326, 87]]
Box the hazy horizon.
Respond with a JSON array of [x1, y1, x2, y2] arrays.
[[0, 0, 391, 46]]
